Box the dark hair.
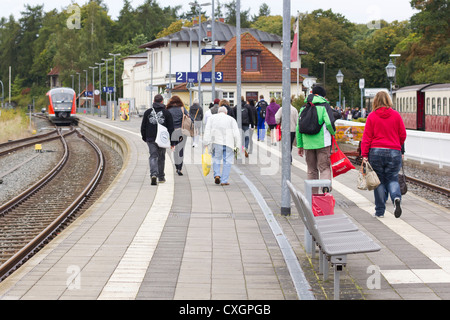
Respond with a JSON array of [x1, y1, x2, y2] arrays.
[[166, 95, 184, 109], [154, 94, 163, 103], [249, 99, 255, 106], [312, 86, 326, 97]]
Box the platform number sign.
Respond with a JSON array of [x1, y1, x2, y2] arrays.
[[176, 72, 186, 83]]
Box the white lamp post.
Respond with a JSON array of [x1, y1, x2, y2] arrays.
[[385, 59, 396, 97], [336, 69, 344, 108]]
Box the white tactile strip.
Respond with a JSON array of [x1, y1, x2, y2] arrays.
[[88, 121, 175, 300], [257, 141, 450, 285]]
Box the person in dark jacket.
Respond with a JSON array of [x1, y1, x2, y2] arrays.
[[141, 94, 174, 185], [167, 95, 192, 176], [240, 97, 254, 157], [189, 99, 203, 148]]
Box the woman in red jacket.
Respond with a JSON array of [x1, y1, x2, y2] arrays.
[[361, 91, 406, 218]]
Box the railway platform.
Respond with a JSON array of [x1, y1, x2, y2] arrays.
[[0, 113, 449, 301]]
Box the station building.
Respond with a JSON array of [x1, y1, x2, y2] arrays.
[[122, 20, 308, 110]]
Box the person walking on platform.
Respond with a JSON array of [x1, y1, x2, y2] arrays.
[[266, 97, 280, 145], [361, 91, 406, 218], [189, 99, 203, 148], [275, 99, 298, 163], [239, 97, 254, 158], [203, 106, 241, 186], [248, 99, 257, 154], [256, 95, 268, 142], [296, 86, 336, 194], [219, 99, 235, 118], [141, 94, 174, 185], [167, 95, 193, 176]]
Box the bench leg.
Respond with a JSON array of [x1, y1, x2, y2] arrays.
[[330, 255, 347, 300], [305, 227, 312, 254], [323, 253, 329, 280], [319, 249, 323, 273], [311, 239, 316, 259], [334, 265, 341, 300]]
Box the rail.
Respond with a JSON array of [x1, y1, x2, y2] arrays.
[[0, 130, 105, 282]]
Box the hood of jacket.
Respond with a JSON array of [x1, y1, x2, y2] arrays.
[[374, 107, 394, 119], [305, 94, 328, 105], [152, 102, 165, 111]]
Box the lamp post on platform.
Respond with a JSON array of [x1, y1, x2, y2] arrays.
[[89, 66, 97, 115], [385, 59, 396, 98], [109, 53, 121, 106], [95, 62, 104, 117], [336, 69, 344, 108], [102, 58, 112, 118]]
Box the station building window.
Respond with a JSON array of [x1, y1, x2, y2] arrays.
[[242, 49, 261, 72], [223, 91, 235, 106], [270, 91, 282, 100], [443, 98, 448, 116]]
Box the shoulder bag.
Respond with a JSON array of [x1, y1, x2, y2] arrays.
[[330, 136, 355, 177], [152, 109, 171, 148], [364, 161, 380, 191], [181, 107, 195, 137]]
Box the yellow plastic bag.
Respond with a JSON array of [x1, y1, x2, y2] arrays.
[[202, 147, 212, 176]]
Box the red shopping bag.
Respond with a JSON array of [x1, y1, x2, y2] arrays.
[[330, 136, 355, 177], [276, 124, 282, 141], [312, 193, 335, 216]]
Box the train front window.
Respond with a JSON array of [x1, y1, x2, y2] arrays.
[[51, 92, 73, 109]]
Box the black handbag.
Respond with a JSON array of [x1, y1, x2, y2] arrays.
[[398, 161, 407, 195]]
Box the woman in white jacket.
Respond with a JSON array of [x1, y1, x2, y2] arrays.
[[203, 107, 241, 186]]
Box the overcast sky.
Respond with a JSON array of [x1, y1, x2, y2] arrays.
[[3, 0, 418, 25]]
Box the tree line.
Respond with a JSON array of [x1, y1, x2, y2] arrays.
[[0, 0, 448, 107]]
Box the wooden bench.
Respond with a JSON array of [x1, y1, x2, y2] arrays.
[[287, 180, 381, 300]]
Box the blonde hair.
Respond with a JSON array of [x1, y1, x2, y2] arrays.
[[373, 91, 393, 111], [219, 99, 230, 107]]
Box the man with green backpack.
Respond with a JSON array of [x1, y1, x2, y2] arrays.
[[296, 86, 336, 193]]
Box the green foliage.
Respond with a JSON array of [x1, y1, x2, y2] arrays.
[[250, 15, 283, 36]]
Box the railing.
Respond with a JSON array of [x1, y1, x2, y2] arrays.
[[404, 130, 450, 168]]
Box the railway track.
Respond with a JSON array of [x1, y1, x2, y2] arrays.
[[0, 128, 61, 157], [405, 176, 450, 197], [0, 128, 104, 282]]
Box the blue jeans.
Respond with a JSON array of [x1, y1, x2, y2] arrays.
[[257, 119, 265, 141], [369, 148, 402, 216], [212, 144, 234, 184]]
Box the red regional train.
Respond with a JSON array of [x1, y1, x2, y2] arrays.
[[393, 83, 450, 133], [46, 87, 77, 124]]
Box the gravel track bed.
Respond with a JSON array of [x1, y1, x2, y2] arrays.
[[403, 162, 450, 209]]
